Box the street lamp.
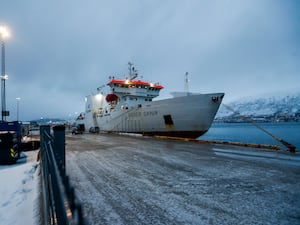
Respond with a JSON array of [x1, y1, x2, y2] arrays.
[[16, 97, 21, 121], [0, 25, 10, 121]]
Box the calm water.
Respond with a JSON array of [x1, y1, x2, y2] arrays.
[[200, 122, 300, 150]]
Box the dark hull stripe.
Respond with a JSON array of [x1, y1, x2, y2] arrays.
[[131, 130, 208, 139]]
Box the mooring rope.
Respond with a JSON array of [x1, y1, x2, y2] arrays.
[[222, 103, 297, 153]]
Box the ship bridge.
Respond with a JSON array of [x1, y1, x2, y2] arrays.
[[107, 79, 164, 100]]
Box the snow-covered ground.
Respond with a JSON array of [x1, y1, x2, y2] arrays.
[[0, 150, 39, 225], [66, 134, 300, 225]]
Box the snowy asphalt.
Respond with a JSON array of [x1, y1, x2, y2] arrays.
[[65, 133, 300, 225]]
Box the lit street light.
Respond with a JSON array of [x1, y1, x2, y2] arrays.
[[16, 97, 21, 121], [0, 25, 10, 121]]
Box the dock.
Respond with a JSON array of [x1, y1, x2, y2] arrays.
[[65, 133, 300, 225]]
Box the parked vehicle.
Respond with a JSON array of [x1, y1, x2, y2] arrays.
[[89, 126, 99, 133], [72, 124, 85, 135]]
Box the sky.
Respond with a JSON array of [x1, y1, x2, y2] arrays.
[[1, 0, 300, 121]]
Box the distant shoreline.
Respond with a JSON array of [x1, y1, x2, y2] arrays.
[[215, 114, 300, 123]]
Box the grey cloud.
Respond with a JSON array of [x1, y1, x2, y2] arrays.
[[1, 0, 300, 120]]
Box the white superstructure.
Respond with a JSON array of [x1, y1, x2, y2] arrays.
[[77, 63, 224, 138]]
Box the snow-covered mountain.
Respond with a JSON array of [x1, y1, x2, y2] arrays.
[[216, 93, 300, 119]]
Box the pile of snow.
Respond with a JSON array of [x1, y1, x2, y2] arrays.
[[0, 151, 39, 225]]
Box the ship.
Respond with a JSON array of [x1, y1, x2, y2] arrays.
[[76, 63, 224, 138]]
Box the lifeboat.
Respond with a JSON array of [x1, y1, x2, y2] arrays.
[[106, 94, 118, 102]]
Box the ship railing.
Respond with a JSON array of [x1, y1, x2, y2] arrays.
[[40, 125, 84, 225]]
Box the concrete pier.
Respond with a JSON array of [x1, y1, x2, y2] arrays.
[[66, 133, 300, 225]]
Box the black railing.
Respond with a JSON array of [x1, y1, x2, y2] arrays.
[[40, 125, 84, 225]]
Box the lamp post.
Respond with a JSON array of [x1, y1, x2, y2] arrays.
[[16, 97, 21, 121], [0, 25, 9, 121]]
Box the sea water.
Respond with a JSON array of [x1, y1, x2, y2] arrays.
[[200, 122, 300, 150]]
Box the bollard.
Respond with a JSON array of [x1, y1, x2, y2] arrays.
[[53, 125, 66, 175]]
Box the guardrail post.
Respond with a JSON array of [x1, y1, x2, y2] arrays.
[[39, 125, 51, 225], [39, 124, 84, 225], [53, 125, 66, 174], [40, 125, 50, 151]]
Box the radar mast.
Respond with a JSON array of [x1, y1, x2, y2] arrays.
[[128, 62, 138, 80]]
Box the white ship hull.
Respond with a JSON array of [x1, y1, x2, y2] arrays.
[[82, 93, 224, 138]]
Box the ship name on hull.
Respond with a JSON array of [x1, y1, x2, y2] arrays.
[[128, 110, 158, 118]]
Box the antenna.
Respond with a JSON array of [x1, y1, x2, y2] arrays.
[[128, 62, 133, 76], [184, 72, 189, 92]]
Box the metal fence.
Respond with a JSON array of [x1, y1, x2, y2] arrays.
[[40, 125, 84, 225]]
